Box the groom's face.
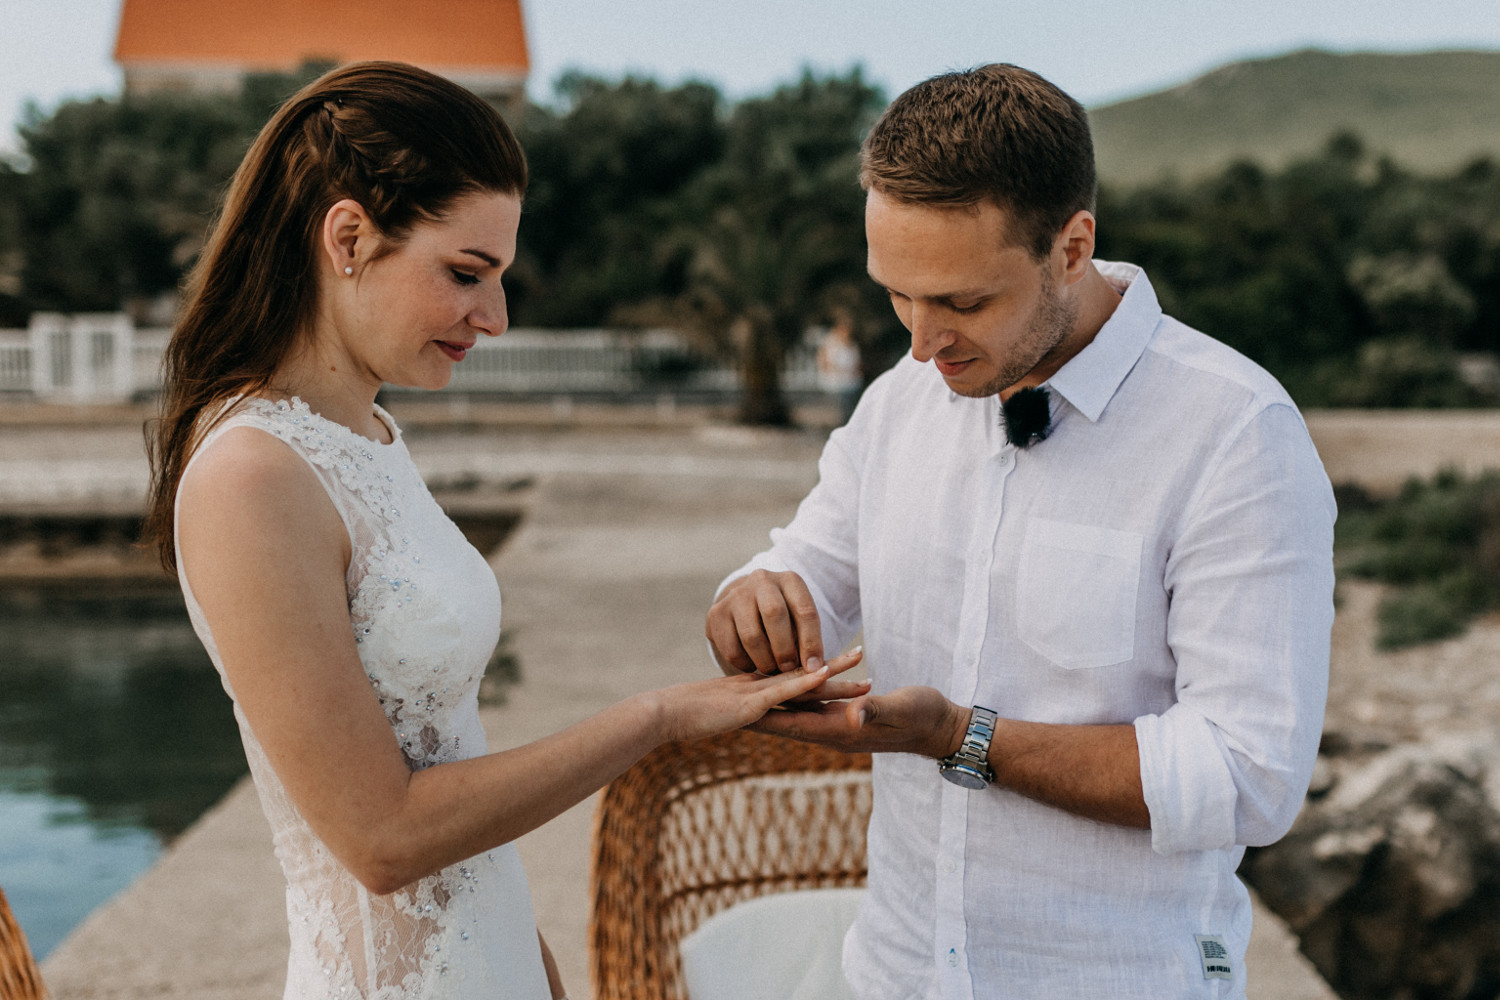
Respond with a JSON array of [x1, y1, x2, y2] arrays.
[[864, 189, 1075, 400]]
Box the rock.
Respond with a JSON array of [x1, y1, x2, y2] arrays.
[[1243, 730, 1500, 1000]]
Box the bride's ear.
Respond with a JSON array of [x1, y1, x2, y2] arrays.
[[321, 199, 378, 280]]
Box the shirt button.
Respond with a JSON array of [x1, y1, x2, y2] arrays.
[[943, 859, 957, 874], [947, 950, 959, 967]]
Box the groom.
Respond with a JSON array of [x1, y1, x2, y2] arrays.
[[706, 63, 1335, 998]]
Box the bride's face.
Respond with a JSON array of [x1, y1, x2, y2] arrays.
[[329, 190, 522, 391]]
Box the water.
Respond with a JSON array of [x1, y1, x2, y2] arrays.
[[0, 588, 248, 959]]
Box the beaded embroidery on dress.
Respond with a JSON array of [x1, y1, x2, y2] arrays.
[[174, 397, 550, 1000]]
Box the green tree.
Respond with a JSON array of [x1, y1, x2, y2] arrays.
[[1359, 155, 1500, 356], [1347, 251, 1476, 341], [14, 95, 247, 312], [1096, 132, 1500, 406], [623, 68, 886, 424], [510, 74, 727, 326], [4, 66, 322, 317], [1098, 138, 1371, 386], [0, 157, 25, 325], [19, 69, 1499, 416]]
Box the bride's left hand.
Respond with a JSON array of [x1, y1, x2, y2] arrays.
[[750, 684, 968, 759], [759, 646, 869, 706]]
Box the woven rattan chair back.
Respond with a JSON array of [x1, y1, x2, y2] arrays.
[[590, 729, 873, 1000], [0, 887, 45, 1000]]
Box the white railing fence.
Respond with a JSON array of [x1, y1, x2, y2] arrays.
[[0, 313, 139, 403], [0, 316, 824, 404]]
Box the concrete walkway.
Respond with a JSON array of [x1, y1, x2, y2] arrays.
[[36, 416, 1337, 999]]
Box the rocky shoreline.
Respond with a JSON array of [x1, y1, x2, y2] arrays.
[[1241, 408, 1500, 1000], [1242, 577, 1500, 1000], [1246, 729, 1500, 1000]]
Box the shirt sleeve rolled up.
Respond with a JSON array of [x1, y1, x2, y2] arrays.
[[1141, 401, 1335, 854]]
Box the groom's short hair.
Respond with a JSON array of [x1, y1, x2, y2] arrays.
[[859, 63, 1097, 260]]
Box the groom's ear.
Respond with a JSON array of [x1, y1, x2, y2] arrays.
[[1052, 209, 1096, 285]]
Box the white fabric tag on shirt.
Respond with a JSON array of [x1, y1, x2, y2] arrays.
[[1195, 934, 1234, 980]]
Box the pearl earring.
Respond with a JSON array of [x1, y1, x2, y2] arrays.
[[344, 265, 354, 276]]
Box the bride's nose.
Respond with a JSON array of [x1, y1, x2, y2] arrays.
[[470, 286, 508, 339]]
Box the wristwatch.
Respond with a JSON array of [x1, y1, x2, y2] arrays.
[[938, 705, 998, 790]]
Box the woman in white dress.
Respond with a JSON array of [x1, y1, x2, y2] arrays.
[[141, 62, 863, 1000]]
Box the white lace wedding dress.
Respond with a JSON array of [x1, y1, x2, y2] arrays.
[[175, 397, 551, 1000]]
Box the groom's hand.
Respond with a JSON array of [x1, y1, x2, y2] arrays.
[[706, 569, 824, 676], [751, 685, 969, 760]]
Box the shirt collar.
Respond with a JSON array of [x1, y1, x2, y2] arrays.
[[1045, 260, 1162, 423]]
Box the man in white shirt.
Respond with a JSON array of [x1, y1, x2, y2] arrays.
[[705, 64, 1335, 999]]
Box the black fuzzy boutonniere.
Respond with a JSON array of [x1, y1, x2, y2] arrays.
[[1002, 386, 1052, 449]]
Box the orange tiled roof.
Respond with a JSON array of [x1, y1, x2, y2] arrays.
[[114, 0, 528, 73]]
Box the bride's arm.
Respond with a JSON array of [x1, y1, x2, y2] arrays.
[[177, 429, 859, 895]]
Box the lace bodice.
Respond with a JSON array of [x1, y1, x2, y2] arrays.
[[175, 397, 549, 1000]]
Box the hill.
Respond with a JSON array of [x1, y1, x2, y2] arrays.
[[1089, 48, 1500, 187]]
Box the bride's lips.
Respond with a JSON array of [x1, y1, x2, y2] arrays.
[[436, 341, 472, 362]]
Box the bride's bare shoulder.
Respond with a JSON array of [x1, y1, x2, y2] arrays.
[[182, 425, 318, 499], [177, 426, 343, 554]]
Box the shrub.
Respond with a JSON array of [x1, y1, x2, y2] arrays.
[[1337, 468, 1500, 648]]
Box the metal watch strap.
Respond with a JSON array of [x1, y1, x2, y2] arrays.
[[938, 705, 998, 789]]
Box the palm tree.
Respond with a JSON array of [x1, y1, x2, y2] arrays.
[[633, 69, 885, 424]]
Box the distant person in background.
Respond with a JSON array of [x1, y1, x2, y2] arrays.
[[141, 61, 863, 1000], [817, 313, 864, 424], [706, 64, 1335, 999]]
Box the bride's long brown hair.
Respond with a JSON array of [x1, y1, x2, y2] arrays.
[[142, 62, 527, 570]]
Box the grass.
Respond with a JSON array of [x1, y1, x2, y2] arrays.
[[1335, 468, 1500, 649], [1091, 49, 1500, 186]]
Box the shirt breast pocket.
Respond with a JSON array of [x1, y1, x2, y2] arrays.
[[1015, 518, 1142, 670]]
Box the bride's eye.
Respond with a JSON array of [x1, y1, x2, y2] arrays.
[[451, 270, 480, 286]]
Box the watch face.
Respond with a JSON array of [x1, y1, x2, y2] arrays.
[[940, 765, 988, 790]]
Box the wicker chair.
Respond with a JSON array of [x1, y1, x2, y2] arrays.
[[0, 887, 45, 1000], [589, 729, 873, 1000]]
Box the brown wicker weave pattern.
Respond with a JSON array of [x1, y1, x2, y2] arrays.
[[590, 730, 873, 1000], [0, 887, 45, 1000]]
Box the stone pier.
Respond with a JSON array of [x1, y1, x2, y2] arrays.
[[0, 400, 1363, 999]]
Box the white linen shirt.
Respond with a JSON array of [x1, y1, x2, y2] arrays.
[[721, 262, 1335, 1000]]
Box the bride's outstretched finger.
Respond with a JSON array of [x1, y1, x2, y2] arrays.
[[750, 662, 835, 708], [781, 678, 872, 704], [822, 646, 864, 675], [654, 663, 830, 742], [787, 645, 865, 701]]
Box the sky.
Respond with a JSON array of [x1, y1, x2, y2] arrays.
[[3, 0, 1500, 155]]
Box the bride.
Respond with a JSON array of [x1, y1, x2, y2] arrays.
[[142, 62, 863, 999]]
